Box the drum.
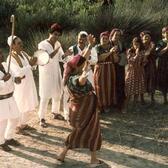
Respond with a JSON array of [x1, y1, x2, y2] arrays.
[[34, 50, 50, 66]]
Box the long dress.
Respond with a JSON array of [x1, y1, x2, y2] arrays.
[[65, 75, 102, 151], [111, 41, 126, 109], [125, 50, 145, 96], [156, 40, 168, 94], [143, 46, 157, 94], [94, 44, 116, 111]]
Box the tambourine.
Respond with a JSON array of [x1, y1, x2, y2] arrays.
[[33, 50, 50, 66]]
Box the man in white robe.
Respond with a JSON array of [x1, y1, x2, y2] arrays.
[[0, 49, 21, 151], [7, 36, 38, 134], [38, 23, 67, 127]]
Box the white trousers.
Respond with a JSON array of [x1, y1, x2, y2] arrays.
[[0, 118, 18, 145], [18, 111, 33, 127], [38, 97, 61, 120]]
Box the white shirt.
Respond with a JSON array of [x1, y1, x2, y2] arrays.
[[0, 62, 19, 120], [38, 40, 64, 99], [7, 52, 38, 113], [68, 45, 98, 65]]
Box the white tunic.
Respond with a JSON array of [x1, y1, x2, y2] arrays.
[[38, 40, 63, 99], [68, 45, 98, 86], [7, 52, 38, 113], [0, 62, 19, 121]]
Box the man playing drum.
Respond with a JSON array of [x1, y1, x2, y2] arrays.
[[38, 23, 65, 127]]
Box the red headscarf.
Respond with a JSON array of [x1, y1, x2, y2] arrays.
[[100, 31, 110, 38], [49, 23, 62, 34], [63, 54, 86, 85]]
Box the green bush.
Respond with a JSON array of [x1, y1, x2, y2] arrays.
[[1, 0, 168, 48]]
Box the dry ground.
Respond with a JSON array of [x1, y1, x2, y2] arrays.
[[0, 93, 168, 168]]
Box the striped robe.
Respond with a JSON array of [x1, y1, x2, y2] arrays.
[[94, 45, 116, 111], [65, 75, 102, 151]]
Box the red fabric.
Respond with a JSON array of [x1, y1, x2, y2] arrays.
[[50, 23, 62, 33], [100, 31, 110, 38], [63, 54, 83, 85]]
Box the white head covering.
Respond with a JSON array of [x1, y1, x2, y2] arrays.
[[78, 31, 88, 37], [7, 35, 17, 46]]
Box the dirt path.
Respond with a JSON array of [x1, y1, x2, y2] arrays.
[[0, 95, 168, 168]]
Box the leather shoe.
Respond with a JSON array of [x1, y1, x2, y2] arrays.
[[0, 143, 12, 152]]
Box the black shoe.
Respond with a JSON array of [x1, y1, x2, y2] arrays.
[[22, 125, 36, 131], [40, 119, 48, 128], [53, 113, 65, 120], [0, 143, 12, 152], [5, 139, 20, 147], [16, 127, 29, 135]]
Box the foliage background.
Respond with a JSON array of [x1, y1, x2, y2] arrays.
[[0, 0, 168, 53]]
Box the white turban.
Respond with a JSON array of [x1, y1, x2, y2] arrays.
[[78, 31, 88, 37], [7, 35, 17, 46]]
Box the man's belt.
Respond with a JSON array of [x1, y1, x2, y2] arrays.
[[0, 92, 13, 100]]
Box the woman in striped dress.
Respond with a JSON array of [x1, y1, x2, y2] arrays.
[[57, 35, 102, 167], [125, 37, 145, 111], [94, 31, 119, 113]]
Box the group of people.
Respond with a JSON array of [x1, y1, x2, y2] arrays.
[[0, 22, 168, 166]]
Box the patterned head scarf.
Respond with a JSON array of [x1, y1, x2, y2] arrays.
[[100, 31, 110, 39], [49, 23, 62, 34], [63, 54, 86, 85]]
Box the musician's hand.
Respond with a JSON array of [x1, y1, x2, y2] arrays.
[[3, 73, 11, 82], [29, 57, 37, 66], [50, 47, 60, 58], [14, 77, 21, 84]]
